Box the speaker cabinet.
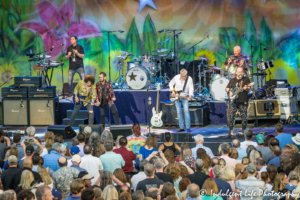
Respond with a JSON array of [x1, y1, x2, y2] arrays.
[[29, 98, 59, 125], [255, 99, 280, 116], [236, 101, 256, 120], [160, 132, 194, 143], [3, 98, 29, 125], [47, 125, 77, 139], [79, 124, 104, 135], [110, 125, 133, 139]]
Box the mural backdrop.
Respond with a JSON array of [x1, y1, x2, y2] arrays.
[[0, 0, 299, 95]]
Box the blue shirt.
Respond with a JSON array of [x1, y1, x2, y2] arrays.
[[213, 178, 232, 200], [236, 148, 247, 160], [70, 165, 87, 172], [64, 196, 81, 200], [275, 133, 295, 149], [43, 151, 63, 172], [100, 152, 125, 174], [268, 155, 280, 168], [139, 146, 158, 160]]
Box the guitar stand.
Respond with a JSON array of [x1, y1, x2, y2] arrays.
[[166, 117, 178, 129]]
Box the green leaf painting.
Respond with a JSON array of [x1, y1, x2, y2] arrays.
[[143, 14, 157, 54], [126, 17, 141, 58]]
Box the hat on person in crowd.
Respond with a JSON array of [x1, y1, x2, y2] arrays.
[[256, 134, 265, 144], [246, 163, 256, 174], [60, 144, 67, 152], [52, 189, 63, 200], [78, 171, 94, 180], [292, 133, 300, 145], [26, 145, 35, 154], [71, 154, 81, 163], [70, 146, 80, 155]]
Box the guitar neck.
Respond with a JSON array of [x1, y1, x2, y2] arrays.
[[156, 90, 159, 114], [178, 95, 188, 100]]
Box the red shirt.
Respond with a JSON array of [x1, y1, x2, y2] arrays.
[[113, 147, 137, 173]]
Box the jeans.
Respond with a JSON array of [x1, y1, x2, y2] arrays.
[[174, 98, 190, 129], [99, 104, 119, 125], [68, 67, 85, 94], [69, 104, 94, 126]]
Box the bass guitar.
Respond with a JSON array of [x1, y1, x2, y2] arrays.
[[73, 94, 94, 105], [227, 82, 254, 104], [151, 84, 163, 127]]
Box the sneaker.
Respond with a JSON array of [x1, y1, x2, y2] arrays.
[[177, 129, 185, 132], [187, 129, 191, 133]]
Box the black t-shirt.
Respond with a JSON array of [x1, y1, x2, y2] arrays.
[[136, 178, 164, 194], [226, 77, 250, 104], [155, 172, 173, 184], [66, 44, 84, 70]]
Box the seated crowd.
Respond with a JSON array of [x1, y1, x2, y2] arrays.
[[0, 123, 300, 200]]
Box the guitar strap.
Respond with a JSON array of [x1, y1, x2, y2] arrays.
[[174, 76, 189, 94]]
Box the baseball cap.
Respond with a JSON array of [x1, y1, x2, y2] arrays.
[[52, 189, 63, 200], [60, 144, 67, 152], [71, 154, 81, 163], [256, 134, 265, 144], [8, 155, 18, 165], [70, 146, 80, 155], [246, 163, 256, 174], [26, 145, 34, 154], [78, 171, 94, 180]]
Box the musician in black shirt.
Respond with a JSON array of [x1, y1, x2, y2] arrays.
[[65, 35, 85, 96], [225, 67, 250, 136]]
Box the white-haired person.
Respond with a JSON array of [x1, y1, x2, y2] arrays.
[[169, 68, 194, 133]]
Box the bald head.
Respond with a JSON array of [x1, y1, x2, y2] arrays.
[[23, 157, 33, 168], [58, 156, 67, 167], [232, 139, 240, 148], [187, 183, 199, 198], [234, 46, 241, 56]]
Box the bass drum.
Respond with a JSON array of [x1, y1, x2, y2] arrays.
[[126, 67, 149, 90], [210, 77, 230, 101]]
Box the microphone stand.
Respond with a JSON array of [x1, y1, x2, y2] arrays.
[[60, 44, 68, 100], [259, 42, 271, 87], [147, 87, 152, 135], [187, 34, 209, 86], [243, 34, 254, 79]]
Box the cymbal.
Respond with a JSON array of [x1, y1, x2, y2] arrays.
[[152, 48, 168, 53], [36, 55, 52, 58], [196, 57, 210, 61], [28, 58, 41, 62], [211, 66, 222, 70], [252, 73, 266, 76], [26, 53, 35, 57], [118, 51, 133, 56], [158, 54, 167, 57], [116, 55, 126, 59]]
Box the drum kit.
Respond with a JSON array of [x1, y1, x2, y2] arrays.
[[112, 48, 171, 90]]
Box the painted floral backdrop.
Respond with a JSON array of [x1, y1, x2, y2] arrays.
[[0, 0, 300, 95]]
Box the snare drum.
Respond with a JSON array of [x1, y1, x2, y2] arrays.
[[210, 77, 230, 101], [126, 67, 150, 90]]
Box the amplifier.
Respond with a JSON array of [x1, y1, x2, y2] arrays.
[[28, 86, 56, 98], [14, 76, 42, 87], [2, 87, 27, 97], [3, 98, 29, 125], [255, 99, 280, 116], [279, 96, 298, 120], [29, 98, 59, 125], [275, 87, 297, 98]]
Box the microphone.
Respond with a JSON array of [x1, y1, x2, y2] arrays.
[[61, 43, 65, 46], [148, 96, 152, 106], [50, 46, 54, 51], [158, 30, 166, 33], [118, 30, 124, 33], [264, 47, 272, 50]]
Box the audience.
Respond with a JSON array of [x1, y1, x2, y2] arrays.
[[186, 159, 210, 189], [1, 155, 20, 190], [131, 160, 149, 191], [9, 134, 25, 160], [191, 135, 214, 159], [35, 185, 53, 200], [240, 129, 257, 150], [88, 132, 105, 157], [139, 135, 158, 160], [136, 164, 164, 193], [77, 133, 86, 157], [232, 139, 247, 160], [274, 123, 295, 148], [155, 158, 173, 184], [158, 132, 181, 154], [220, 143, 236, 169], [255, 133, 274, 164], [64, 179, 85, 200], [212, 165, 232, 200], [43, 143, 63, 171]]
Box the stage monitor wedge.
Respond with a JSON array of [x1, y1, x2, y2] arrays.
[[47, 125, 77, 139], [110, 125, 133, 139]]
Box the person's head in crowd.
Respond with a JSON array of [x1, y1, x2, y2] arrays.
[[275, 123, 284, 134], [100, 171, 113, 190], [52, 143, 61, 153], [279, 155, 292, 171], [102, 185, 118, 200], [71, 155, 82, 166], [241, 157, 250, 165], [44, 131, 55, 150], [273, 172, 289, 192], [70, 179, 85, 197], [221, 143, 231, 155], [4, 147, 11, 161], [10, 147, 19, 158], [282, 145, 292, 157], [194, 134, 204, 145], [268, 138, 280, 149], [256, 133, 265, 145], [179, 164, 189, 178], [132, 123, 141, 137], [144, 163, 156, 178], [261, 172, 269, 184], [26, 126, 36, 137], [267, 164, 278, 184], [81, 189, 95, 200], [265, 135, 274, 147], [78, 171, 94, 188], [154, 158, 164, 171], [119, 192, 132, 200], [164, 149, 175, 163], [286, 143, 299, 157], [161, 182, 176, 199], [222, 166, 235, 182], [164, 162, 180, 181], [35, 185, 53, 200], [246, 145, 257, 158], [36, 166, 52, 186], [249, 150, 261, 164], [229, 147, 239, 159], [118, 137, 128, 148], [202, 178, 218, 196], [57, 156, 67, 168], [199, 153, 211, 170], [132, 190, 144, 200], [217, 144, 222, 156], [92, 187, 102, 200], [149, 156, 158, 165], [115, 135, 124, 149], [8, 155, 18, 167], [235, 163, 247, 180], [164, 132, 172, 142], [23, 157, 33, 169], [246, 163, 257, 177], [288, 170, 299, 183], [77, 133, 86, 144], [244, 129, 254, 141], [232, 139, 241, 149], [139, 159, 149, 172], [218, 158, 226, 167], [0, 191, 14, 200], [104, 140, 114, 152], [32, 144, 40, 154], [145, 135, 158, 149], [13, 134, 22, 145], [179, 143, 190, 161], [179, 178, 191, 193], [183, 151, 193, 169], [271, 145, 282, 157], [88, 132, 104, 157], [54, 135, 64, 143], [32, 153, 41, 166], [211, 157, 219, 168], [194, 159, 204, 172], [113, 168, 128, 185], [187, 183, 199, 198], [25, 145, 35, 157], [71, 146, 81, 156], [291, 153, 300, 169], [83, 126, 92, 140], [64, 144, 71, 157], [72, 138, 79, 146], [145, 188, 160, 200], [212, 165, 223, 178], [100, 130, 113, 144], [183, 149, 192, 157], [120, 184, 131, 194], [254, 157, 266, 171], [19, 170, 34, 190], [59, 143, 67, 156], [165, 195, 177, 200], [17, 190, 35, 200], [52, 189, 63, 200]]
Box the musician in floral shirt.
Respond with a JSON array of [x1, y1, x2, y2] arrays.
[[96, 72, 119, 125]]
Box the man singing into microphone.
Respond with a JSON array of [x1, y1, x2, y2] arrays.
[[65, 35, 85, 97]]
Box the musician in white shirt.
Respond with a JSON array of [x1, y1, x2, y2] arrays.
[[169, 69, 194, 132]]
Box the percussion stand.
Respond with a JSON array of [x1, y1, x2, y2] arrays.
[[243, 34, 254, 79]]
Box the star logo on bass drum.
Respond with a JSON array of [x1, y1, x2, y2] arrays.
[[128, 72, 137, 81]]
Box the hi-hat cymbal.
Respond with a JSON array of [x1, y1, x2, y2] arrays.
[[116, 55, 126, 59], [196, 57, 210, 61], [152, 48, 168, 53], [211, 66, 222, 70], [158, 54, 167, 57], [36, 55, 52, 58], [26, 53, 35, 57], [118, 51, 133, 56]]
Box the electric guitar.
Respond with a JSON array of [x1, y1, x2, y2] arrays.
[[151, 84, 163, 127], [73, 94, 94, 105], [170, 85, 195, 101], [227, 82, 254, 104]]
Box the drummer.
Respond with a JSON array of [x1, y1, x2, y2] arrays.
[[225, 46, 251, 72]]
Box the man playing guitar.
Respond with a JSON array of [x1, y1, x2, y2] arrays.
[[169, 69, 194, 133], [225, 67, 250, 136]]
